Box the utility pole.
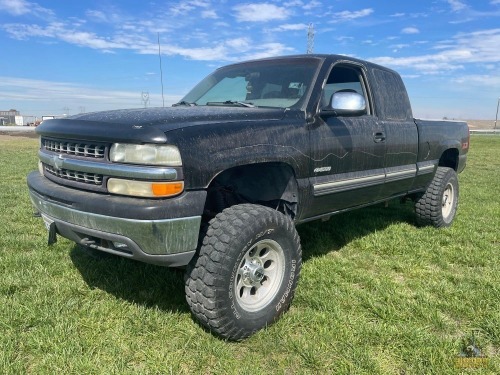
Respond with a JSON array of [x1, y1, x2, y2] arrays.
[[495, 97, 499, 129], [307, 23, 315, 54], [141, 92, 150, 108], [62, 107, 70, 116]]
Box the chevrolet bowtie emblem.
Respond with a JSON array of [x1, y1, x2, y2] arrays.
[[53, 154, 64, 170]]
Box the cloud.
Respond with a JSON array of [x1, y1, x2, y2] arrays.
[[1, 1, 297, 62], [390, 44, 410, 49], [270, 23, 308, 32], [0, 0, 53, 17], [163, 45, 228, 61], [241, 42, 295, 60], [332, 8, 373, 21], [214, 21, 230, 27], [170, 0, 209, 16], [0, 0, 31, 14], [402, 27, 420, 34], [61, 31, 127, 50], [224, 37, 252, 52], [389, 43, 410, 53], [188, 0, 210, 7], [85, 10, 109, 23], [233, 3, 291, 22], [3, 22, 128, 49], [371, 28, 500, 74], [373, 58, 463, 75], [201, 10, 218, 19], [447, 0, 467, 12], [302, 1, 321, 10], [3, 20, 225, 59], [452, 74, 500, 87], [0, 76, 183, 111]]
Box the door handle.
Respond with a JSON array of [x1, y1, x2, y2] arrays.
[[373, 131, 386, 143]]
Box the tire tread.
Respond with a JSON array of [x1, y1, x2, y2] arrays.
[[185, 204, 302, 341], [415, 166, 459, 228]]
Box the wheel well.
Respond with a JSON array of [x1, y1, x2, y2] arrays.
[[203, 163, 298, 220], [439, 148, 459, 171]]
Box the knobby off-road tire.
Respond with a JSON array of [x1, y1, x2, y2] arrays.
[[415, 166, 459, 228], [185, 204, 302, 341]]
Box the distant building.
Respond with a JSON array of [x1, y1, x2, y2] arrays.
[[0, 109, 20, 125]]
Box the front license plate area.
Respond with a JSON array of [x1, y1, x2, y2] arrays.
[[42, 214, 53, 231], [42, 214, 57, 245]]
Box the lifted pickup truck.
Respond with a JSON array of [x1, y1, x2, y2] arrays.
[[28, 54, 469, 340]]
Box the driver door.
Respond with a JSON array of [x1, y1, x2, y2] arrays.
[[305, 64, 386, 218]]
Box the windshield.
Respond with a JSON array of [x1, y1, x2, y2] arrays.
[[180, 58, 320, 109]]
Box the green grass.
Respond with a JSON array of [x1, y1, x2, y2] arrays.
[[0, 135, 498, 374]]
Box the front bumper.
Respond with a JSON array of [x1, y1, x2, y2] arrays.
[[27, 171, 206, 267]]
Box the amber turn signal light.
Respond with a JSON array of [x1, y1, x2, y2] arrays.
[[151, 182, 184, 197]]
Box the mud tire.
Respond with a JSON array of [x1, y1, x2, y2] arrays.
[[185, 204, 302, 341]]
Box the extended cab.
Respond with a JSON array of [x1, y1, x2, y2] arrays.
[[28, 54, 469, 340]]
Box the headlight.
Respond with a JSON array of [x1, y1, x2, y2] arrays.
[[108, 178, 184, 198], [109, 144, 182, 166]]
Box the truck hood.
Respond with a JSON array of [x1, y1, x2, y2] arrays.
[[36, 107, 286, 144]]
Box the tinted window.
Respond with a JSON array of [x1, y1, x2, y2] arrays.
[[322, 65, 368, 110], [182, 58, 320, 109]]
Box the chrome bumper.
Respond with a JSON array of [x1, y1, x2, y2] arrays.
[[29, 189, 201, 266]]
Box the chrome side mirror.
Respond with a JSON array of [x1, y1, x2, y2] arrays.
[[328, 91, 367, 116]]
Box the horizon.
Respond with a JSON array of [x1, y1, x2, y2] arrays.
[[1, 0, 499, 120]]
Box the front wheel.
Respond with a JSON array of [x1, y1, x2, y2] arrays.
[[415, 166, 459, 227], [185, 204, 302, 341]]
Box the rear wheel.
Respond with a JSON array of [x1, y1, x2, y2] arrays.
[[185, 204, 302, 341], [415, 166, 459, 227]]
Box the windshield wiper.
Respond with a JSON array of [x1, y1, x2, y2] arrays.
[[206, 100, 255, 108], [172, 101, 197, 107]]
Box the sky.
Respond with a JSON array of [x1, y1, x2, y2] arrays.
[[0, 0, 499, 120]]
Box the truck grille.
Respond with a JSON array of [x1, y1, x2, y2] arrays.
[[42, 138, 105, 159], [44, 164, 103, 185]]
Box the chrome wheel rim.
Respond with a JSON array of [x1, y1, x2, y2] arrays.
[[442, 182, 455, 219], [235, 239, 285, 312]]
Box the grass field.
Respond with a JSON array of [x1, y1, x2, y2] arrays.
[[0, 135, 498, 374]]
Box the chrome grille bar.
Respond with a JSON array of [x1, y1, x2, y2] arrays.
[[39, 150, 178, 180], [44, 164, 103, 185], [43, 138, 105, 158]]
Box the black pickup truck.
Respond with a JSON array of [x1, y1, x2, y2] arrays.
[[28, 54, 469, 340]]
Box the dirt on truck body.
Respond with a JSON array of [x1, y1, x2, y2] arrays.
[[28, 54, 469, 340]]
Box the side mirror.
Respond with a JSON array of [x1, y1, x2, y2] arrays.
[[325, 91, 367, 116]]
